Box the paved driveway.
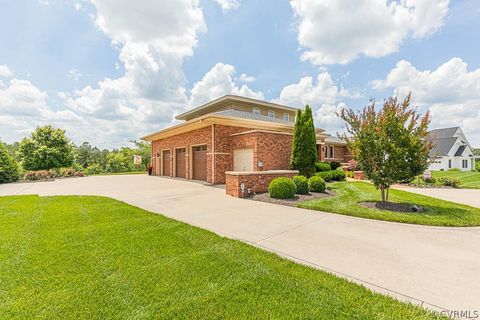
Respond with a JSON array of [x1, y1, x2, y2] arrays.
[[394, 184, 480, 208], [1, 175, 479, 313]]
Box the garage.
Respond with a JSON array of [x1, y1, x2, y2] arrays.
[[192, 145, 207, 181], [175, 148, 186, 178], [162, 150, 171, 176], [233, 149, 254, 172]]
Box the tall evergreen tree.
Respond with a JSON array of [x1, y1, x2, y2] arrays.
[[290, 106, 318, 177], [0, 142, 19, 183]]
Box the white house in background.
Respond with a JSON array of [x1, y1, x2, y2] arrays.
[[427, 127, 475, 171]]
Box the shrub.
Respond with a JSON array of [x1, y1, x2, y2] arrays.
[[476, 161, 480, 172], [85, 164, 103, 175], [268, 177, 296, 199], [329, 161, 341, 170], [24, 170, 56, 181], [331, 169, 346, 181], [438, 177, 461, 188], [60, 167, 76, 177], [346, 159, 359, 171], [308, 176, 326, 193], [293, 175, 309, 194], [315, 162, 331, 172], [316, 170, 333, 181], [75, 171, 85, 177], [345, 171, 354, 178], [0, 143, 19, 184]]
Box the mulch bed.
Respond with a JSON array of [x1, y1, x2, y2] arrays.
[[250, 190, 334, 207], [359, 201, 425, 213]]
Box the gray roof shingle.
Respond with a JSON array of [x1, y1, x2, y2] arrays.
[[429, 137, 458, 157], [428, 127, 459, 139], [212, 109, 293, 125]]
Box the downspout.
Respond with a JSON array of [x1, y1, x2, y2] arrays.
[[211, 123, 215, 184]]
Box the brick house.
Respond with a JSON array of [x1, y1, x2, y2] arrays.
[[142, 95, 351, 185]]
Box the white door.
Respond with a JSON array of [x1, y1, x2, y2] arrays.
[[233, 149, 254, 172]]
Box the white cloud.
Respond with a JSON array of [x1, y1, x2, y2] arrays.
[[67, 68, 83, 81], [0, 79, 49, 116], [290, 0, 449, 65], [0, 65, 12, 78], [190, 63, 264, 107], [275, 72, 356, 107], [238, 73, 256, 83], [372, 58, 480, 146], [213, 0, 240, 12]]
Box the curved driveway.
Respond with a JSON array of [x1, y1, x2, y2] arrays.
[[1, 175, 479, 314]]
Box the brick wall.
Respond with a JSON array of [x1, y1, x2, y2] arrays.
[[317, 144, 352, 162], [225, 170, 299, 197]]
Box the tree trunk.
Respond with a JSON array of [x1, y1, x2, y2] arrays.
[[380, 186, 386, 203], [386, 187, 390, 202]]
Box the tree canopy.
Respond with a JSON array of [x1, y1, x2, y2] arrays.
[[339, 94, 432, 202], [18, 125, 75, 170], [0, 142, 19, 183]]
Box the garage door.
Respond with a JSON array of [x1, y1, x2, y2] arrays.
[[192, 145, 207, 181], [233, 149, 254, 172], [162, 150, 171, 176], [175, 148, 186, 178]]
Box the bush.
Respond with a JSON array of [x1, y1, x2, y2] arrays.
[[331, 169, 346, 181], [85, 164, 104, 175], [268, 177, 296, 199], [0, 143, 19, 184], [315, 170, 333, 181], [308, 176, 326, 193], [293, 175, 309, 194], [60, 167, 76, 177], [475, 161, 480, 172], [438, 177, 461, 188], [24, 170, 56, 181], [329, 161, 341, 170], [315, 162, 331, 172], [345, 171, 354, 178], [346, 159, 359, 171]]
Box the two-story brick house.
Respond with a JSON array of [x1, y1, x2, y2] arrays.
[[142, 95, 351, 184]]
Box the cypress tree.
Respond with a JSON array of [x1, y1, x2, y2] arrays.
[[290, 109, 304, 170], [302, 105, 318, 177]]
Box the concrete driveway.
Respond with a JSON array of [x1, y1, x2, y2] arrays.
[[394, 184, 480, 208], [1, 175, 479, 314]]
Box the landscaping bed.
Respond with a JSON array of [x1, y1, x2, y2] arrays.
[[251, 190, 334, 207], [0, 195, 440, 319]]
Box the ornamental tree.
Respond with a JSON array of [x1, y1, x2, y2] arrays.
[[339, 94, 432, 202], [290, 105, 318, 177], [18, 125, 75, 170]]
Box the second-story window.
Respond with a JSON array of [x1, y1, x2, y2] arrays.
[[253, 107, 260, 115], [268, 110, 275, 118], [283, 113, 290, 122]]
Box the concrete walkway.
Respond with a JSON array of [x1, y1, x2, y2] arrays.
[[394, 184, 480, 208], [1, 175, 479, 314]]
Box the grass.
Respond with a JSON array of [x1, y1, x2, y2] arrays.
[[299, 181, 480, 227], [0, 195, 443, 319], [431, 170, 480, 189]]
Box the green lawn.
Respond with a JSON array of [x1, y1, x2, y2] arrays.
[[299, 181, 480, 227], [0, 196, 442, 319], [431, 170, 480, 189]]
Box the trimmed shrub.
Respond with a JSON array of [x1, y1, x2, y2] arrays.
[[85, 164, 103, 175], [268, 177, 296, 199], [438, 177, 461, 188], [308, 176, 326, 193], [315, 162, 331, 172], [331, 169, 346, 181], [293, 175, 309, 194], [24, 170, 56, 181], [60, 167, 76, 177], [329, 161, 341, 170], [316, 170, 333, 182], [0, 143, 19, 184]]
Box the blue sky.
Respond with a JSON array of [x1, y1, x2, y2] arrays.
[[0, 0, 479, 148]]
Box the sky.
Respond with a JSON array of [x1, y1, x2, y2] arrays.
[[1, 0, 479, 149]]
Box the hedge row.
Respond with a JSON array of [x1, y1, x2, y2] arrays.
[[315, 169, 346, 182], [268, 175, 327, 199]]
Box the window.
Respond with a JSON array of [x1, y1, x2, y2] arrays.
[[330, 146, 335, 159], [324, 145, 328, 159], [283, 113, 290, 122], [268, 110, 275, 118], [463, 159, 468, 168], [253, 107, 260, 115], [448, 159, 452, 168]]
